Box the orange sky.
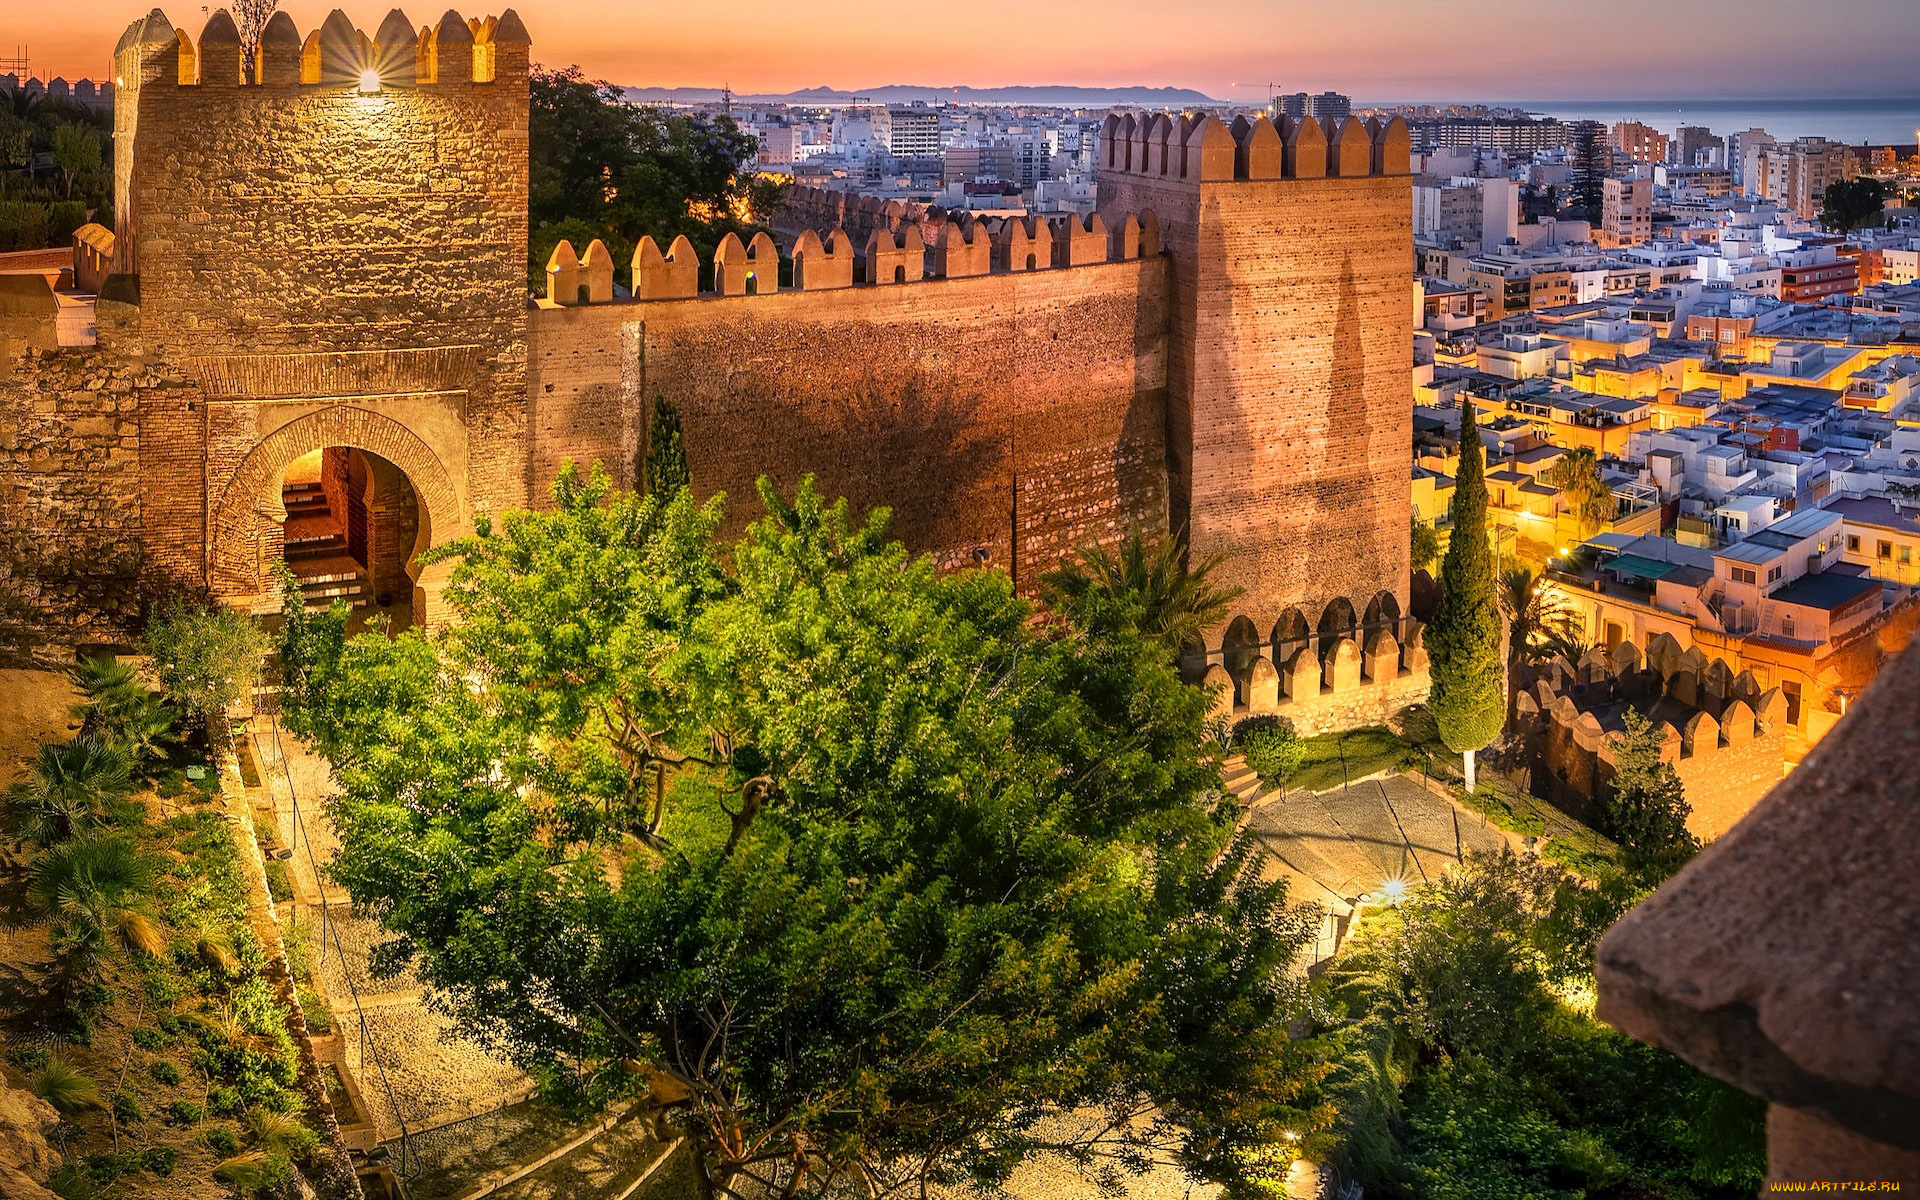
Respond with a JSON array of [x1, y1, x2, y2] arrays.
[[10, 0, 1919, 101]]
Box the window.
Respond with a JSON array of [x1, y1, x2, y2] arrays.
[[1767, 565, 1782, 584], [1731, 566, 1757, 585], [1848, 535, 1861, 552], [1904, 546, 1914, 565], [1879, 541, 1894, 560]]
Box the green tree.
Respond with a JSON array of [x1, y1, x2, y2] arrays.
[[27, 833, 168, 974], [142, 603, 268, 729], [1040, 526, 1241, 656], [1594, 709, 1700, 883], [1410, 516, 1440, 575], [1542, 446, 1616, 539], [1821, 177, 1889, 232], [68, 654, 175, 769], [6, 735, 136, 847], [280, 465, 1323, 1198], [645, 394, 690, 497], [1567, 120, 1607, 219], [50, 122, 100, 199], [527, 68, 786, 293], [1496, 566, 1583, 679], [1426, 405, 1504, 791]]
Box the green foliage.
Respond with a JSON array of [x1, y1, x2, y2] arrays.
[[527, 67, 785, 292], [149, 1059, 184, 1086], [142, 602, 268, 728], [50, 122, 101, 198], [1427, 405, 1505, 764], [166, 1099, 205, 1125], [1288, 727, 1415, 795], [141, 1147, 178, 1177], [1593, 710, 1700, 884], [1311, 851, 1764, 1198], [110, 1091, 143, 1123], [1497, 566, 1584, 676], [296, 983, 333, 1036], [68, 655, 176, 770], [645, 394, 690, 497], [263, 858, 292, 903], [1542, 447, 1616, 538], [1821, 176, 1889, 232], [1040, 526, 1242, 655], [1410, 516, 1441, 575], [35, 1057, 103, 1115], [205, 1126, 242, 1156], [1234, 715, 1304, 784], [280, 463, 1324, 1198], [6, 735, 136, 846], [27, 832, 168, 971]]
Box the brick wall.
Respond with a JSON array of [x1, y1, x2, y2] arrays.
[[525, 258, 1172, 587]]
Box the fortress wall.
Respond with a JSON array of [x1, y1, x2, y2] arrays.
[[526, 256, 1171, 585], [1099, 171, 1413, 639], [0, 346, 184, 661]]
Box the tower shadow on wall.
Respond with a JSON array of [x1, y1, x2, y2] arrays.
[[1306, 254, 1370, 614]]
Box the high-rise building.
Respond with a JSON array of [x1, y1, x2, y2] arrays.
[[885, 106, 942, 158], [1600, 176, 1653, 248], [1269, 92, 1308, 120], [1671, 125, 1721, 167], [1755, 137, 1855, 221], [1307, 91, 1351, 121], [1610, 121, 1669, 165], [1727, 128, 1775, 193]]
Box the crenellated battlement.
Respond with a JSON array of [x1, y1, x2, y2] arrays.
[[537, 206, 1167, 307], [1513, 632, 1788, 838], [1097, 111, 1410, 182], [113, 6, 530, 91]]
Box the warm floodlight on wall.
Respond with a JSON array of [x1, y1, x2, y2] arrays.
[[359, 69, 381, 93]]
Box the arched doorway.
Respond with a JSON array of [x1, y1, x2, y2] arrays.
[[209, 406, 466, 626], [280, 447, 427, 629]]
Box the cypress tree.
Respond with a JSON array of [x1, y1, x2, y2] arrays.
[[1427, 402, 1504, 792], [645, 394, 690, 497]]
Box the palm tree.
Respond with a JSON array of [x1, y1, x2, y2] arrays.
[[1497, 566, 1585, 679], [69, 655, 177, 770], [6, 736, 135, 846], [1040, 527, 1243, 654], [27, 833, 168, 974]]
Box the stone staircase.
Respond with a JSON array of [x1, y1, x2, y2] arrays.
[[281, 481, 370, 612]]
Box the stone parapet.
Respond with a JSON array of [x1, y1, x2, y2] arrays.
[[1595, 637, 1920, 1188]]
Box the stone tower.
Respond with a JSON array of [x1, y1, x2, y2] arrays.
[[105, 5, 530, 614], [1096, 112, 1414, 667]]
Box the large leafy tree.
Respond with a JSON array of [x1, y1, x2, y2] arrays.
[[527, 68, 788, 293], [1496, 566, 1583, 679], [1426, 405, 1504, 791], [1820, 177, 1888, 233], [280, 465, 1324, 1199]]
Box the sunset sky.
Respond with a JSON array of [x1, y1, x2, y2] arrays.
[[10, 0, 1919, 102]]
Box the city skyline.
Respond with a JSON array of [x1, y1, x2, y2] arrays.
[[7, 0, 1920, 104]]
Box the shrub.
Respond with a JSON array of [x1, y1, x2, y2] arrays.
[[204, 1126, 241, 1156], [148, 1059, 183, 1086], [110, 1091, 142, 1123], [165, 1099, 205, 1125], [263, 858, 293, 903], [140, 1146, 178, 1177], [129, 1026, 166, 1051], [141, 604, 269, 729], [1234, 714, 1304, 784], [6, 1045, 49, 1072], [35, 1059, 103, 1116], [297, 984, 334, 1036], [207, 1085, 241, 1116]]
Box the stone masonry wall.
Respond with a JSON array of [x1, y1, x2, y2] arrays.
[[0, 346, 179, 662], [526, 257, 1171, 587], [1098, 149, 1414, 649]]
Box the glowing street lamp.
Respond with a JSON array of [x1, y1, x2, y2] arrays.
[[359, 69, 381, 94], [1381, 877, 1407, 904]]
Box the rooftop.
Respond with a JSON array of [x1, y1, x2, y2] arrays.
[[1768, 570, 1884, 612]]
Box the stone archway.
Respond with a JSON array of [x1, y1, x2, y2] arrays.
[[209, 406, 466, 619]]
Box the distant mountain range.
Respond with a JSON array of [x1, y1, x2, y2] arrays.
[[616, 83, 1221, 107]]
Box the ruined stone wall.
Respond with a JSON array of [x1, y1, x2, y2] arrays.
[[0, 346, 181, 662], [526, 257, 1172, 586]]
